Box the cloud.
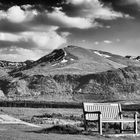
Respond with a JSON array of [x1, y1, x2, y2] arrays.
[[20, 30, 67, 49], [103, 40, 112, 44], [0, 19, 29, 33], [66, 0, 132, 20], [0, 33, 22, 41], [120, 0, 140, 6], [0, 5, 70, 61], [0, 5, 99, 30], [46, 7, 98, 29], [0, 47, 44, 61], [60, 32, 71, 37], [106, 26, 111, 29], [0, 29, 68, 50], [31, 7, 101, 29], [67, 0, 90, 5], [94, 41, 99, 45], [7, 6, 26, 23], [0, 5, 37, 23], [0, 40, 36, 49], [21, 4, 32, 10], [0, 3, 131, 32], [0, 2, 132, 61]]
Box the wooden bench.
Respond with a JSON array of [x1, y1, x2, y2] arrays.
[[83, 103, 138, 135]]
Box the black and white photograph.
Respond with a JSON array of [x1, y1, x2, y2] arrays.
[[0, 0, 140, 139]]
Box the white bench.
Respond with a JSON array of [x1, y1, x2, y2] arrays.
[[83, 103, 138, 135]]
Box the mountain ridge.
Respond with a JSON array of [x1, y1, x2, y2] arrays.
[[0, 45, 140, 102], [0, 46, 140, 71], [9, 46, 128, 76]]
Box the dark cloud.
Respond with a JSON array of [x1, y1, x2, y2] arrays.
[[61, 3, 83, 17], [0, 0, 64, 10], [0, 19, 29, 33], [100, 0, 140, 18]]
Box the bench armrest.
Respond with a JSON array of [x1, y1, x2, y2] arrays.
[[119, 111, 138, 115], [119, 111, 138, 119], [119, 111, 125, 115]]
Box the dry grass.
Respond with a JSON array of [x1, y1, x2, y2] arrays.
[[1, 107, 140, 140]]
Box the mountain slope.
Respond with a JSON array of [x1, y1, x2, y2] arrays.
[[0, 46, 140, 102], [10, 46, 126, 76], [93, 50, 140, 67]]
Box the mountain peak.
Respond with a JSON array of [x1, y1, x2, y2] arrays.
[[36, 49, 65, 64]]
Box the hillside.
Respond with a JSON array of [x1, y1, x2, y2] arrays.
[[0, 46, 140, 102]]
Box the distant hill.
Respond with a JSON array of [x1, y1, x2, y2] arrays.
[[0, 60, 34, 70], [0, 45, 140, 102], [93, 50, 140, 67], [125, 55, 140, 61]]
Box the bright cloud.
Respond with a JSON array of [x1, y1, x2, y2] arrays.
[[7, 6, 26, 23], [104, 40, 112, 44], [0, 5, 37, 23], [0, 33, 22, 41], [67, 0, 94, 5], [0, 29, 68, 50], [94, 41, 99, 45], [67, 0, 91, 5], [0, 47, 44, 61], [47, 7, 97, 29]]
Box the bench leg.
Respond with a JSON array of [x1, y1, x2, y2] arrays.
[[99, 114, 102, 135], [120, 122, 123, 133], [134, 121, 138, 134], [84, 120, 87, 131], [99, 121, 102, 135], [134, 112, 138, 134]]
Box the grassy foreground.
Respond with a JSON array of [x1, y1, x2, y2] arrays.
[[1, 107, 140, 140], [1, 124, 140, 140]]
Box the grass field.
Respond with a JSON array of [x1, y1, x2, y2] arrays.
[[1, 106, 140, 140]]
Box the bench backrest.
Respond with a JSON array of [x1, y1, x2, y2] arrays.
[[83, 103, 121, 121]]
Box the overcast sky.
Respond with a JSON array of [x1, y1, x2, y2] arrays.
[[0, 0, 140, 61]]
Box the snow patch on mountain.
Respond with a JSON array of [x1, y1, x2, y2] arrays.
[[94, 51, 110, 58], [52, 63, 57, 66], [61, 59, 68, 63]]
